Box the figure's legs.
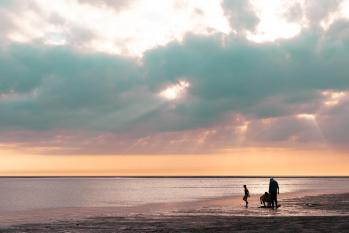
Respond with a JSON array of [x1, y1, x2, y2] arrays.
[[275, 195, 278, 208], [270, 192, 276, 208]]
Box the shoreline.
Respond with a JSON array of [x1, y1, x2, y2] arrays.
[[0, 191, 348, 228], [1, 176, 348, 178]]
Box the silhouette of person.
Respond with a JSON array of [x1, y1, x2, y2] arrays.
[[243, 185, 250, 208], [269, 178, 279, 209], [260, 192, 271, 207]]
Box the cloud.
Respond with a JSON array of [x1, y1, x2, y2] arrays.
[[0, 0, 231, 57], [0, 0, 349, 154], [0, 44, 146, 131], [222, 0, 258, 32], [303, 0, 343, 26]]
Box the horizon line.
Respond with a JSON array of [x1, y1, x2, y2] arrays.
[[0, 175, 348, 178]]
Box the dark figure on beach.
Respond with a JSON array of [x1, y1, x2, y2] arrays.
[[243, 185, 250, 208], [260, 192, 271, 207], [269, 178, 279, 209]]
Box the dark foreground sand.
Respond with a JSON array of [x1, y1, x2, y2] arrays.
[[1, 193, 349, 233], [1, 216, 348, 233]]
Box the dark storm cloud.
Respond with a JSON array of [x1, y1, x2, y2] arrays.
[[1, 25, 349, 130], [0, 45, 144, 130], [142, 27, 349, 127]]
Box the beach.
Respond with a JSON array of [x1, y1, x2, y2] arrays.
[[0, 177, 348, 232], [1, 192, 349, 232]]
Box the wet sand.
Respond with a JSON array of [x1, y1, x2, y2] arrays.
[[0, 190, 329, 226], [1, 192, 349, 232], [2, 216, 348, 233]]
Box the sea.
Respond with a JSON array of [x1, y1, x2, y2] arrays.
[[0, 177, 348, 212]]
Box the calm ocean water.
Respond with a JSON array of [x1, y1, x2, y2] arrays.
[[0, 177, 348, 212]]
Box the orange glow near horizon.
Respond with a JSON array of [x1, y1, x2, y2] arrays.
[[0, 147, 348, 176]]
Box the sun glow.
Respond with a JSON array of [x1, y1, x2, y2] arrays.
[[6, 0, 230, 57], [247, 0, 304, 43], [297, 113, 316, 120], [159, 81, 190, 101], [322, 90, 346, 106]]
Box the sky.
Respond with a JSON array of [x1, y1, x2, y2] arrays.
[[0, 0, 349, 176]]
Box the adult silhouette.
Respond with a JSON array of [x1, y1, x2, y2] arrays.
[[268, 178, 279, 209]]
